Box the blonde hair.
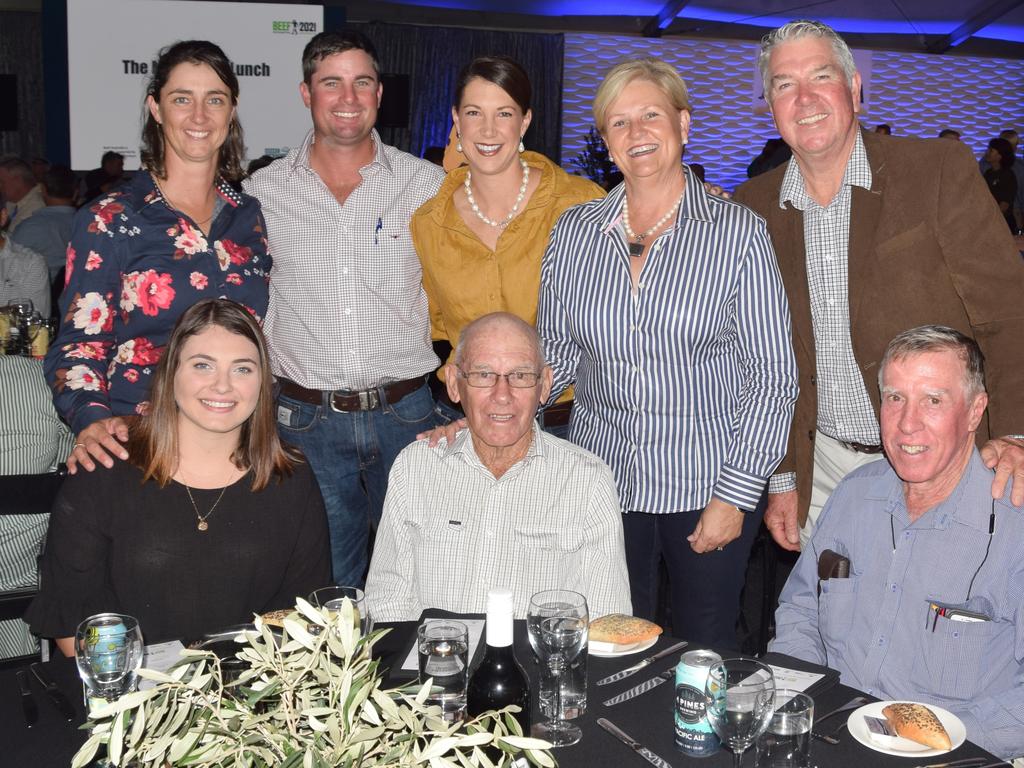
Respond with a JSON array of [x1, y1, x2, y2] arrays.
[[592, 58, 690, 134]]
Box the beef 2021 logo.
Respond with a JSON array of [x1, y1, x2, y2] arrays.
[[272, 19, 318, 35]]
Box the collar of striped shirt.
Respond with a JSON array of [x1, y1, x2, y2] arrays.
[[576, 165, 712, 234], [286, 128, 394, 178], [778, 129, 873, 211]]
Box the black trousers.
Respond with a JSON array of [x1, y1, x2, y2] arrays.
[[622, 501, 763, 650]]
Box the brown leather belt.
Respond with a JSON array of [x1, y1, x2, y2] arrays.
[[277, 376, 425, 413], [839, 440, 884, 455]]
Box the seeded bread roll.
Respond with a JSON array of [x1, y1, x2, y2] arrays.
[[260, 609, 289, 628], [589, 614, 662, 645], [881, 703, 952, 750]]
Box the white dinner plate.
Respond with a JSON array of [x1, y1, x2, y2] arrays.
[[588, 635, 658, 657], [846, 701, 966, 757]]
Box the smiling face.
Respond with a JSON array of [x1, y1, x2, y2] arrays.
[[452, 77, 531, 176], [766, 35, 861, 167], [602, 78, 690, 184], [445, 320, 552, 474], [147, 62, 234, 171], [880, 349, 988, 510], [174, 325, 261, 443], [301, 49, 381, 150]]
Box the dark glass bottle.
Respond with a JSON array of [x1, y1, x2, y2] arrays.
[[466, 587, 531, 734]]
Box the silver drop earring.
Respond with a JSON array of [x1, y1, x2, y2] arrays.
[[518, 138, 525, 153]]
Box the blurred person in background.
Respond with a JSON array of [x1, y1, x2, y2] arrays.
[[0, 156, 44, 232], [11, 164, 77, 283]]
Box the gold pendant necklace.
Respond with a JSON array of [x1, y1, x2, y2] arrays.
[[184, 483, 228, 532]]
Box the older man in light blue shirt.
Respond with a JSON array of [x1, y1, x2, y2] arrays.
[[772, 325, 1024, 759]]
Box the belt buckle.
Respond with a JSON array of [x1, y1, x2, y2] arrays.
[[359, 389, 380, 411]]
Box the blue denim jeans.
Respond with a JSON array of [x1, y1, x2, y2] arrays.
[[275, 382, 439, 588]]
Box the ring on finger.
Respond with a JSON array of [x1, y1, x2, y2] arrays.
[[74, 443, 86, 449]]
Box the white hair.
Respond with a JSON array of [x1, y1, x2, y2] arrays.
[[758, 20, 857, 102]]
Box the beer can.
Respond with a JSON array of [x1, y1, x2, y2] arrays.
[[674, 649, 722, 757]]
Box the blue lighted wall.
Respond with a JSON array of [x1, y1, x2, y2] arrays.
[[562, 33, 1024, 192]]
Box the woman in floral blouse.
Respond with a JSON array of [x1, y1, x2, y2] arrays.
[[45, 40, 270, 472]]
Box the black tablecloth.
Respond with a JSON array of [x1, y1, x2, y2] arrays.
[[2, 624, 1004, 766]]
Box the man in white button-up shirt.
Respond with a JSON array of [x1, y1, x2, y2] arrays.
[[244, 30, 445, 588], [366, 313, 632, 620]]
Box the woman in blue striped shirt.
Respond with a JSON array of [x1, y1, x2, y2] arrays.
[[537, 59, 798, 648]]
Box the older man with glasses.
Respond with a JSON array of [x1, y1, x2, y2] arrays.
[[366, 312, 631, 620]]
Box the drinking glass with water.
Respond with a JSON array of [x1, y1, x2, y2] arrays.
[[417, 620, 470, 723], [755, 690, 813, 768], [527, 589, 589, 747]]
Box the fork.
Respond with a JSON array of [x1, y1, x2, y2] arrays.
[[810, 695, 869, 744]]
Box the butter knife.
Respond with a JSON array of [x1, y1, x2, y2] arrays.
[[16, 669, 38, 727], [30, 662, 75, 721], [603, 669, 674, 706], [598, 717, 675, 768], [596, 640, 688, 686]]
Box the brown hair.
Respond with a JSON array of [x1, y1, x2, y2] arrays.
[[127, 298, 297, 490], [140, 40, 246, 183], [453, 56, 531, 114]]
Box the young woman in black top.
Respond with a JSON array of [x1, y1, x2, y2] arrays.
[[29, 299, 331, 651]]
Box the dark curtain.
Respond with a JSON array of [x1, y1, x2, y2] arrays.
[[0, 11, 45, 160], [349, 21, 565, 164]]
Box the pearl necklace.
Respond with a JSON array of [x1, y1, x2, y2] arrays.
[[464, 158, 530, 229], [622, 193, 683, 258]]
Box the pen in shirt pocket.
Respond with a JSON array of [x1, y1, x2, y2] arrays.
[[374, 216, 383, 245]]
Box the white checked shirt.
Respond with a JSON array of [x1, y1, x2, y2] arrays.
[[780, 131, 878, 447], [243, 130, 444, 390], [365, 424, 632, 621]]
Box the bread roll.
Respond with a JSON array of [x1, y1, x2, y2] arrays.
[[589, 614, 662, 645], [881, 703, 952, 750], [260, 609, 289, 628]]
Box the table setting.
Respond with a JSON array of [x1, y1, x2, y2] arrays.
[[0, 585, 1010, 767]]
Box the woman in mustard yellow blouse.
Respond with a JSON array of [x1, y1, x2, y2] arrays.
[[411, 55, 603, 434]]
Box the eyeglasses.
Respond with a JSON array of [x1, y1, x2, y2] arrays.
[[457, 368, 541, 388]]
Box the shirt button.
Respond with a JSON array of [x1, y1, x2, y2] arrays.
[[344, 308, 352, 315], [890, 584, 897, 592], [342, 267, 349, 275], [340, 225, 348, 234], [486, 530, 494, 539]]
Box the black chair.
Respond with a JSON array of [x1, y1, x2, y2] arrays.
[[0, 469, 65, 668]]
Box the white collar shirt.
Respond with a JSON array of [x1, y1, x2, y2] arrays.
[[243, 129, 444, 390]]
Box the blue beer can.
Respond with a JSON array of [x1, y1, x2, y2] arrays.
[[674, 649, 722, 757]]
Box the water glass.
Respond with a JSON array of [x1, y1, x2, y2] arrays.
[[705, 657, 776, 768], [417, 620, 470, 722], [308, 585, 373, 637], [755, 690, 813, 768], [74, 613, 144, 705], [538, 652, 587, 719], [527, 589, 589, 747]]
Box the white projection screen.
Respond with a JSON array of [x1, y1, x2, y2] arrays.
[[67, 0, 324, 170]]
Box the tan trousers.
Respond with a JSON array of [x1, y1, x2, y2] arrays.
[[800, 431, 886, 548]]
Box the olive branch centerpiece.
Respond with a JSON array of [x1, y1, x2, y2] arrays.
[[72, 598, 555, 768]]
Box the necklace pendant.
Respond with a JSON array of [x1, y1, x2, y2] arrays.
[[197, 519, 209, 532], [628, 241, 645, 258]]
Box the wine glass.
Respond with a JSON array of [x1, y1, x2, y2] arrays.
[[308, 585, 373, 637], [527, 589, 588, 747], [74, 613, 145, 706], [704, 658, 776, 768]]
